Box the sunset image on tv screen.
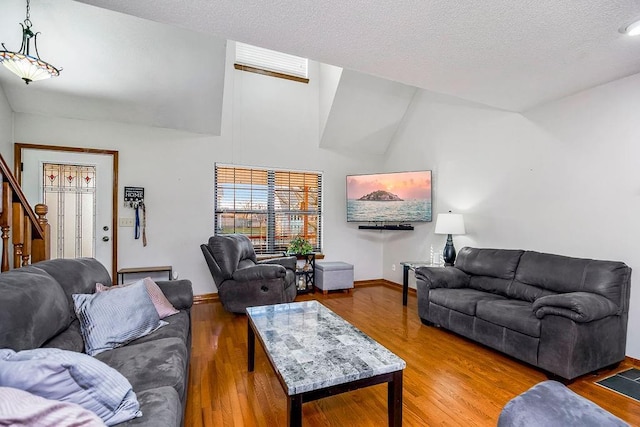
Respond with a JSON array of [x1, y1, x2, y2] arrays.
[[346, 171, 432, 222]]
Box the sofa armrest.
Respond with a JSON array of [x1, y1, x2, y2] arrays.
[[532, 292, 619, 322], [258, 256, 296, 272], [415, 267, 469, 289], [232, 264, 286, 282], [155, 279, 193, 310]]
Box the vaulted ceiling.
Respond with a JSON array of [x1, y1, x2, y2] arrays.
[[2, 0, 640, 135], [0, 0, 226, 134]]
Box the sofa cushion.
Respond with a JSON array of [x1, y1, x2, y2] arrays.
[[0, 266, 69, 351], [95, 338, 188, 400], [0, 386, 105, 427], [123, 387, 181, 427], [476, 299, 541, 338], [515, 252, 589, 292], [127, 311, 190, 348], [73, 281, 165, 356], [34, 258, 112, 322], [0, 348, 141, 426], [514, 252, 631, 308], [42, 320, 85, 353], [506, 280, 555, 303], [468, 276, 511, 297], [455, 247, 524, 280], [430, 288, 506, 316]]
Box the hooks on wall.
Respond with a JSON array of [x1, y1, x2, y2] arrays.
[[124, 186, 147, 246]]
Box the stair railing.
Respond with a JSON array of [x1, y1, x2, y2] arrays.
[[0, 153, 49, 271]]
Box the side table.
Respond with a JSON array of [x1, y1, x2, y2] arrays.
[[400, 262, 440, 306], [293, 253, 315, 294], [117, 265, 173, 285]]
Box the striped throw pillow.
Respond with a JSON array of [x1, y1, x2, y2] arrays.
[[0, 348, 141, 425], [73, 280, 166, 356], [0, 386, 105, 427], [96, 277, 179, 319]]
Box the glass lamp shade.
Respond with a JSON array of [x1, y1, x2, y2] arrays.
[[434, 213, 466, 235], [0, 51, 60, 84]]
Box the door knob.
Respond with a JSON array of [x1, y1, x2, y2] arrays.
[[102, 236, 110, 242], [103, 225, 109, 231]]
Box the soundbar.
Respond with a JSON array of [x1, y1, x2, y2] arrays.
[[358, 224, 414, 230]]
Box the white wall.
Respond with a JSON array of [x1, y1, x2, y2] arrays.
[[383, 73, 640, 358], [320, 70, 416, 154], [0, 86, 12, 163], [318, 63, 342, 140], [9, 44, 386, 296]]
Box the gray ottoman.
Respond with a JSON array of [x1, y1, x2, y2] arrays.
[[498, 380, 628, 427], [315, 262, 354, 295]]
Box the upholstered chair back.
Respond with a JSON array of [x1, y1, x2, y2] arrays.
[[201, 235, 259, 285]]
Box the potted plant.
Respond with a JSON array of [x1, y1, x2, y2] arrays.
[[287, 235, 313, 255]]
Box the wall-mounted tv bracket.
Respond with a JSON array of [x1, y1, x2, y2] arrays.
[[358, 223, 414, 230], [124, 187, 147, 246]]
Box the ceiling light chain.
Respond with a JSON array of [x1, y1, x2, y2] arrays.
[[0, 0, 62, 85]]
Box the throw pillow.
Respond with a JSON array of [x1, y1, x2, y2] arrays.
[[96, 277, 179, 319], [0, 386, 105, 427], [0, 348, 141, 426], [73, 280, 166, 356]]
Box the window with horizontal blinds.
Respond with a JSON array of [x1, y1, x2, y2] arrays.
[[215, 164, 322, 254], [235, 42, 308, 80]]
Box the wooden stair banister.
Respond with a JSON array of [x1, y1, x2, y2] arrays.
[[32, 204, 50, 263], [0, 153, 49, 271]]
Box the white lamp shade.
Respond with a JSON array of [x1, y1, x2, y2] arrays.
[[434, 213, 466, 235], [0, 52, 59, 83]]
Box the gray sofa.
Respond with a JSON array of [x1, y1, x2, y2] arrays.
[[0, 257, 193, 426], [416, 247, 631, 380]]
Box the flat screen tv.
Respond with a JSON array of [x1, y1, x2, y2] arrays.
[[346, 170, 432, 222]]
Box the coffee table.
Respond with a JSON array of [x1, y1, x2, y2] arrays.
[[246, 301, 406, 426]]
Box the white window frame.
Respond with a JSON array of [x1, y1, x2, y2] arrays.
[[234, 42, 309, 83]]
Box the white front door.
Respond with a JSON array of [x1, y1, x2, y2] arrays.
[[21, 149, 114, 276]]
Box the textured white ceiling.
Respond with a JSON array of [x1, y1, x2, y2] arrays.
[[0, 0, 226, 134], [74, 0, 640, 112]]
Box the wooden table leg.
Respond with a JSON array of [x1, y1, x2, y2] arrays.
[[287, 394, 303, 427], [388, 370, 403, 427], [247, 321, 255, 372]]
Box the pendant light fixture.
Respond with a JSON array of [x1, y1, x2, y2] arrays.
[[0, 0, 61, 84]]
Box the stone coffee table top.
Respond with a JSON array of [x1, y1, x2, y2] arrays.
[[246, 300, 406, 395]]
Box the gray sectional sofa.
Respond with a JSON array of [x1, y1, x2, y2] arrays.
[[0, 257, 193, 426], [416, 247, 632, 380]]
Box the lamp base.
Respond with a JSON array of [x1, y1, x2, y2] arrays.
[[443, 234, 456, 266]]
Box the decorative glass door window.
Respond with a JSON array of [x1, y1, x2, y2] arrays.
[[43, 163, 96, 259]]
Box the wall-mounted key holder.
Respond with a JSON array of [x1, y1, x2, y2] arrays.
[[124, 186, 144, 208], [124, 186, 147, 246]]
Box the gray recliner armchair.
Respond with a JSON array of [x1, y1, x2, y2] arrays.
[[200, 234, 297, 313]]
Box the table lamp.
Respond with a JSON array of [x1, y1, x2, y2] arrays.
[[434, 212, 466, 266]]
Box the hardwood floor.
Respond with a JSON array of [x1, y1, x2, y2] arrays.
[[185, 284, 640, 426]]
